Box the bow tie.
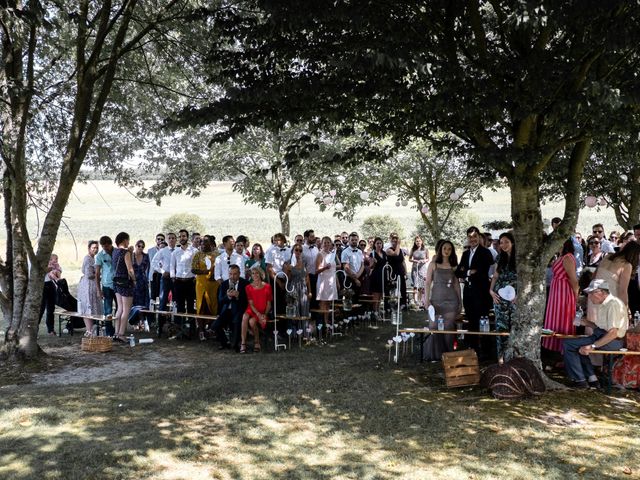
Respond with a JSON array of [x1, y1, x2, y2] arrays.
[[280, 248, 287, 252], [308, 245, 316, 249], [352, 249, 359, 252]]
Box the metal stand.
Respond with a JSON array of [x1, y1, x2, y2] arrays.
[[333, 269, 353, 338], [381, 263, 396, 323], [273, 271, 293, 351]]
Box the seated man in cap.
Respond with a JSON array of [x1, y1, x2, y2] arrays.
[[563, 279, 628, 389]]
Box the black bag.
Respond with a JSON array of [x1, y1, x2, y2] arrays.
[[113, 276, 132, 288]]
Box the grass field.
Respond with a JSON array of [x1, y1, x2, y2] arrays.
[[1, 312, 639, 480], [0, 180, 621, 287]]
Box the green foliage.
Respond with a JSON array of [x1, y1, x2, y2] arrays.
[[162, 213, 205, 236], [414, 210, 480, 248], [360, 215, 405, 242], [483, 220, 513, 231]]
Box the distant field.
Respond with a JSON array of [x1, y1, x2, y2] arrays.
[[0, 180, 620, 286]]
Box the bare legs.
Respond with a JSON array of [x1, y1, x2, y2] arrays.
[[240, 313, 261, 352], [115, 293, 133, 339]]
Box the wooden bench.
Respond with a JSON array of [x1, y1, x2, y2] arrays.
[[589, 349, 640, 393], [56, 310, 107, 337]]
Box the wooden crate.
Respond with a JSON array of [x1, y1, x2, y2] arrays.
[[442, 349, 480, 387]]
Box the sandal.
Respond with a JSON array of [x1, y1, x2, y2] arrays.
[[240, 344, 247, 353], [253, 344, 261, 353], [113, 335, 127, 344]]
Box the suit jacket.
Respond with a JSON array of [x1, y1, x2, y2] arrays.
[[218, 277, 249, 316], [455, 245, 494, 290]]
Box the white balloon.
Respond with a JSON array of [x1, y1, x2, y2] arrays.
[[359, 191, 370, 201], [329, 189, 337, 197], [395, 201, 401, 207], [421, 206, 429, 214], [323, 196, 333, 205], [401, 199, 408, 206], [449, 193, 459, 201], [584, 195, 597, 208], [337, 175, 346, 184], [334, 202, 344, 211], [313, 189, 323, 198], [455, 187, 465, 196]]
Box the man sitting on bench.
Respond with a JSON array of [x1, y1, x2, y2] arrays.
[[564, 279, 628, 389]]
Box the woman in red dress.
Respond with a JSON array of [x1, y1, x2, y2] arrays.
[[542, 239, 579, 352], [241, 267, 272, 353]]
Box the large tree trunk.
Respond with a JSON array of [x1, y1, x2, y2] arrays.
[[278, 205, 291, 238]]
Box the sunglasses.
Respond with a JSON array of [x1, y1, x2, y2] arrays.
[[589, 241, 600, 245], [136, 244, 144, 248], [593, 230, 603, 234]]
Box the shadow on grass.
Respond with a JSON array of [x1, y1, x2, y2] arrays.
[[0, 317, 639, 479]]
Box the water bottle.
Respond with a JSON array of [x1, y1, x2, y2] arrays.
[[437, 315, 444, 331], [484, 316, 490, 332], [171, 302, 177, 313], [77, 300, 83, 314], [634, 311, 640, 328], [144, 319, 150, 332], [128, 335, 135, 347], [573, 308, 583, 327], [480, 316, 487, 332]]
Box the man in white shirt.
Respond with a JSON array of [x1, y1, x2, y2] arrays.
[[151, 232, 176, 311], [170, 229, 197, 316], [147, 233, 165, 303], [215, 235, 244, 282], [266, 232, 291, 315], [592, 223, 615, 254], [233, 238, 249, 277], [302, 229, 319, 308], [341, 232, 365, 302]]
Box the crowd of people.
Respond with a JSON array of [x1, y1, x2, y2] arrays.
[[41, 219, 639, 388]]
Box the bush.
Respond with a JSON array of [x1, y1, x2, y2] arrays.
[[413, 209, 481, 247], [360, 215, 405, 241], [162, 213, 205, 236]]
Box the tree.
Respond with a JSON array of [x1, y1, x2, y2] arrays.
[[317, 138, 491, 242], [141, 125, 344, 237], [0, 0, 203, 359], [172, 2, 640, 378], [162, 213, 205, 235], [360, 215, 405, 242]]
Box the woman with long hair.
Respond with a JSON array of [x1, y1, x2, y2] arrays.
[[245, 243, 267, 282], [316, 236, 339, 328], [422, 240, 461, 361], [542, 239, 579, 353], [369, 237, 387, 310], [489, 232, 517, 361], [409, 235, 429, 307]]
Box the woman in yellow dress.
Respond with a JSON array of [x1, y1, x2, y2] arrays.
[[191, 235, 219, 340]]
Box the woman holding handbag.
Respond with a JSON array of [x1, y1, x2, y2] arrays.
[[112, 232, 136, 343]]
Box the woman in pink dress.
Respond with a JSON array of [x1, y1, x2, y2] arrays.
[[542, 239, 579, 352]]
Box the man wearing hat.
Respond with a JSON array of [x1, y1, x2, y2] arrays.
[[563, 279, 628, 389]]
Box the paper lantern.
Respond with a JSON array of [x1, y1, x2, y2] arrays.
[[620, 174, 628, 182], [401, 199, 408, 206], [313, 189, 323, 198], [584, 195, 597, 208], [359, 191, 370, 200], [329, 189, 337, 197], [449, 192, 460, 201], [454, 187, 465, 196], [334, 202, 344, 212], [323, 196, 333, 205], [337, 175, 346, 184], [421, 206, 429, 214], [395, 201, 401, 207]]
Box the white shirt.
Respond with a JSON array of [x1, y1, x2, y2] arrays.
[[215, 250, 245, 281], [151, 246, 174, 274], [341, 247, 364, 275], [170, 245, 197, 279], [266, 246, 291, 274], [302, 244, 318, 274], [148, 246, 159, 280], [600, 238, 616, 254]]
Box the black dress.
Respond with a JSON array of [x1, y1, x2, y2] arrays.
[[387, 249, 407, 307], [369, 251, 388, 294]]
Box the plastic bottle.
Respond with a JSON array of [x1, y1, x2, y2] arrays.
[[77, 300, 82, 314], [437, 315, 444, 331], [128, 335, 135, 347], [634, 311, 640, 328]]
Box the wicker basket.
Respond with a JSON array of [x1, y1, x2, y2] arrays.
[[81, 336, 113, 353]]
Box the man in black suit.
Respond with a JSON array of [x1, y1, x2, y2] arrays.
[[455, 226, 495, 351], [212, 265, 249, 350]]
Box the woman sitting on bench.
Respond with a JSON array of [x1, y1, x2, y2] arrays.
[[240, 267, 272, 353]]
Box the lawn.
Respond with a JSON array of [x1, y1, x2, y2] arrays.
[[1, 312, 638, 480]]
